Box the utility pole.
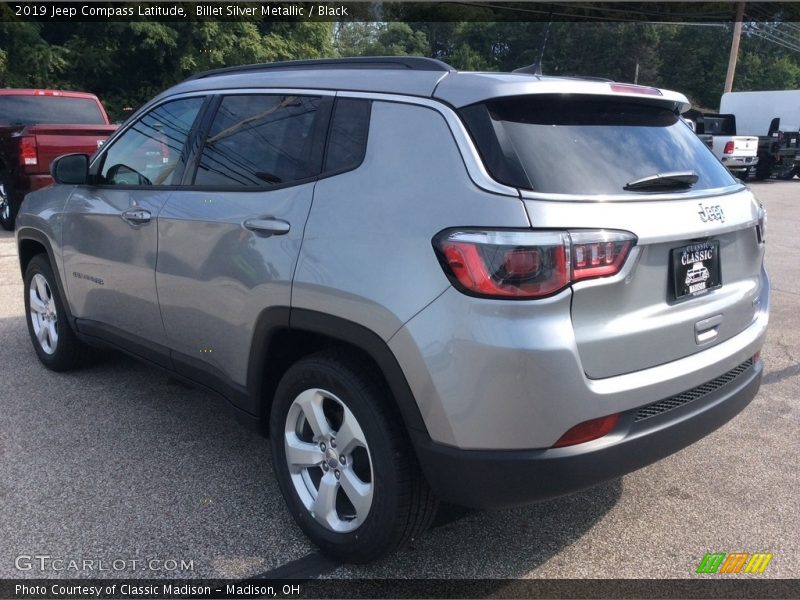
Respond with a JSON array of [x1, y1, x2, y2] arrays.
[[724, 2, 746, 94]]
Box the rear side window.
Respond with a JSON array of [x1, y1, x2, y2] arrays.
[[194, 94, 324, 187], [0, 95, 106, 125], [460, 95, 737, 195], [323, 98, 370, 174]]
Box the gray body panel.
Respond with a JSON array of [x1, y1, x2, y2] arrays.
[[390, 273, 768, 449], [15, 184, 70, 290], [156, 185, 313, 385], [61, 187, 168, 344], [292, 100, 529, 341], [522, 189, 763, 379]]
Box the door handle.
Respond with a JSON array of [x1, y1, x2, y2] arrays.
[[121, 208, 152, 226], [243, 217, 291, 236]]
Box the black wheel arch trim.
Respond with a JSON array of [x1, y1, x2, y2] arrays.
[[16, 227, 76, 325], [245, 307, 429, 436]]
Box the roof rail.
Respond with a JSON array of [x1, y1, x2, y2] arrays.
[[185, 56, 455, 82]]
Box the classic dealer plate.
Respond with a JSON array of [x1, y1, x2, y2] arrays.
[[671, 240, 722, 300]]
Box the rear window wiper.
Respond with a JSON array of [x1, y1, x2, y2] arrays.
[[624, 171, 698, 192]]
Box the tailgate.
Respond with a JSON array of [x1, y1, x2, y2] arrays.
[[734, 136, 759, 156], [522, 189, 765, 379], [25, 124, 117, 169]]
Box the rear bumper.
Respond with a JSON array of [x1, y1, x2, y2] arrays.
[[411, 358, 762, 509], [721, 156, 759, 170]]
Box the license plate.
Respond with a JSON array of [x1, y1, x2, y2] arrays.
[[671, 240, 722, 300]]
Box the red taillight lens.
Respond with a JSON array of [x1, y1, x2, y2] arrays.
[[440, 232, 569, 298], [435, 229, 636, 299], [723, 141, 735, 155], [19, 136, 38, 167], [571, 232, 634, 281], [553, 413, 620, 448]]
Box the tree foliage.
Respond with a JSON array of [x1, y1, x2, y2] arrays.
[[0, 19, 798, 121]]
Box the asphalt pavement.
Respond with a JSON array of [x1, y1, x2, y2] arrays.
[[0, 181, 797, 580]]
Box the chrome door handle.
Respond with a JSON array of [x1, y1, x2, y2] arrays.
[[121, 208, 152, 226], [243, 217, 290, 236]]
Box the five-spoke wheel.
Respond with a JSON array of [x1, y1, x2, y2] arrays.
[[24, 254, 92, 371], [285, 388, 374, 532], [270, 352, 438, 563], [28, 273, 59, 355]]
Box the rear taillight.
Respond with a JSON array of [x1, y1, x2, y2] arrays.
[[723, 141, 735, 155], [19, 136, 38, 167], [434, 229, 636, 299], [553, 413, 621, 448], [570, 231, 634, 281]]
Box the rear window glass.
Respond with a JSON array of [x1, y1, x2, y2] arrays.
[[460, 95, 737, 195], [0, 95, 106, 125], [323, 98, 370, 174]]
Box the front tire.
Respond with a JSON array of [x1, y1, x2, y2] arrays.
[[24, 254, 91, 371], [270, 351, 437, 563]]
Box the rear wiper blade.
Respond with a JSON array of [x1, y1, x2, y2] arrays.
[[624, 171, 699, 191]]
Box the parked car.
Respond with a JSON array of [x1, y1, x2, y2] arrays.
[[0, 89, 117, 230], [693, 113, 759, 179], [15, 58, 769, 563]]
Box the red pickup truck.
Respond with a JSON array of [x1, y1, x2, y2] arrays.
[[0, 89, 117, 230]]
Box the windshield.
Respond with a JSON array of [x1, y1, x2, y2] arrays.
[[0, 95, 106, 125], [460, 95, 737, 195]]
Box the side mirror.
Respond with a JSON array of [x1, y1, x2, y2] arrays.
[[51, 153, 89, 185]]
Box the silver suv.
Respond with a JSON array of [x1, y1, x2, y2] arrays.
[[15, 57, 769, 563]]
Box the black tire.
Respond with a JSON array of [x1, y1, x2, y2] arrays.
[[0, 177, 15, 231], [24, 254, 93, 371], [775, 165, 797, 181], [270, 350, 438, 563]]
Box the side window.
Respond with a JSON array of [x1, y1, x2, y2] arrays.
[[323, 98, 371, 174], [194, 95, 323, 187], [99, 97, 203, 186]]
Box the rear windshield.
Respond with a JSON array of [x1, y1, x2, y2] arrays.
[[0, 95, 106, 125], [460, 95, 737, 195]]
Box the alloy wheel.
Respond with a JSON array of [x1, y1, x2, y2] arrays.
[[29, 273, 59, 355], [284, 388, 374, 533]]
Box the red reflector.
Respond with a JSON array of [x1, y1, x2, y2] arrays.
[[553, 414, 620, 448], [609, 83, 662, 96], [723, 141, 735, 155], [753, 352, 761, 363], [504, 248, 541, 278], [19, 136, 38, 167]]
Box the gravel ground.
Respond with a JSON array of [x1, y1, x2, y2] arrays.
[[0, 181, 797, 580]]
